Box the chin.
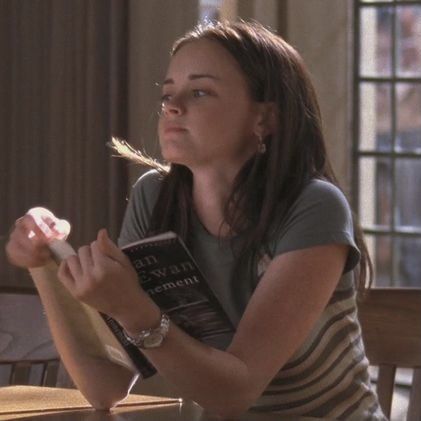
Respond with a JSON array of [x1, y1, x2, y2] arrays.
[[161, 150, 189, 166], [160, 143, 190, 162]]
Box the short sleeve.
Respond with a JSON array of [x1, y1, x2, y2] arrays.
[[272, 180, 360, 273], [118, 170, 163, 247]]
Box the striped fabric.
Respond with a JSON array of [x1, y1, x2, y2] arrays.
[[251, 285, 387, 420], [120, 171, 386, 420]]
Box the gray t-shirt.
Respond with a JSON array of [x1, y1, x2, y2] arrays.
[[118, 170, 385, 421]]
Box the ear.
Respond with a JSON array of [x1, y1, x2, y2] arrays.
[[253, 102, 278, 138]]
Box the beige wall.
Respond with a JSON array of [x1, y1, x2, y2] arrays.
[[128, 0, 197, 185], [286, 0, 353, 194]]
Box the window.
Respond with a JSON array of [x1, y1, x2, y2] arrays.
[[354, 0, 421, 286], [199, 0, 223, 21], [199, 0, 237, 22]]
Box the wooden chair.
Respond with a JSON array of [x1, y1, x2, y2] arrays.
[[358, 288, 421, 421], [0, 286, 63, 386]]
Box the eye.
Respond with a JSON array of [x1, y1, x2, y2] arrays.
[[160, 94, 172, 103], [192, 89, 208, 98]]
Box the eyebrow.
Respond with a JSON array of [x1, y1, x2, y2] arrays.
[[162, 74, 221, 85]]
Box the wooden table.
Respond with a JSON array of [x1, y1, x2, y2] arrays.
[[0, 386, 323, 420]]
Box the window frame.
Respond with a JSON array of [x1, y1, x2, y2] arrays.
[[353, 0, 421, 286]]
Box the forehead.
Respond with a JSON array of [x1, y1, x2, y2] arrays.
[[165, 39, 245, 82]]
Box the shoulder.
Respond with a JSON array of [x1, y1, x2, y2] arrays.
[[288, 179, 354, 230], [297, 179, 351, 211], [132, 169, 164, 195], [130, 170, 164, 208], [272, 179, 360, 272], [118, 170, 164, 247]]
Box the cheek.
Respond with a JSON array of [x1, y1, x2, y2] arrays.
[[208, 105, 255, 141], [157, 117, 165, 138]]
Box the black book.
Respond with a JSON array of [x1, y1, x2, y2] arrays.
[[41, 231, 234, 380], [111, 232, 235, 378]]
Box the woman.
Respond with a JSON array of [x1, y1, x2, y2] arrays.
[[6, 21, 386, 420]]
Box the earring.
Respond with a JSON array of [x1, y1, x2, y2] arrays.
[[257, 134, 266, 154]]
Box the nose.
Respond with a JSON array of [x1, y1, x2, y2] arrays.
[[161, 95, 184, 117]]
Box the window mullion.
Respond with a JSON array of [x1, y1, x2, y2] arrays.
[[391, 4, 397, 286]]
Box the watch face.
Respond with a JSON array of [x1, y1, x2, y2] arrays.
[[143, 332, 164, 348]]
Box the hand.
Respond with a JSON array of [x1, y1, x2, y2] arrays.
[[6, 207, 71, 269], [58, 229, 157, 325], [5, 214, 57, 268]]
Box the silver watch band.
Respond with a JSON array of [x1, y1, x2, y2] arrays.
[[122, 312, 170, 349]]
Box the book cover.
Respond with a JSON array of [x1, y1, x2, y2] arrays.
[[121, 232, 234, 342], [44, 231, 234, 380]]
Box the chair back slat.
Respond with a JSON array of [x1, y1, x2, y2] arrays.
[[41, 359, 60, 386], [376, 365, 396, 418], [9, 361, 31, 385], [358, 288, 421, 421], [4, 358, 61, 386], [407, 368, 421, 421]]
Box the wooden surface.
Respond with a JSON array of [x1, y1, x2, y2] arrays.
[[358, 288, 421, 420], [0, 386, 179, 417], [0, 386, 321, 421]]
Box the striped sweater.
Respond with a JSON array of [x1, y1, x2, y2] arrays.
[[251, 283, 386, 420]]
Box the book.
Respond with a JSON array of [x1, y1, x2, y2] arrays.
[[30, 232, 235, 380]]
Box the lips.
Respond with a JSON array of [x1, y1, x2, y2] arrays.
[[164, 126, 187, 134]]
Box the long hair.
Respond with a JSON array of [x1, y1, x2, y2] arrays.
[[112, 21, 372, 296]]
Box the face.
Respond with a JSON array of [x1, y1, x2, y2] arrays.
[[158, 39, 262, 172]]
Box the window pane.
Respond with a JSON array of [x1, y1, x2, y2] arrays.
[[359, 82, 392, 151], [394, 237, 421, 287], [199, 0, 222, 21], [396, 83, 421, 151], [366, 234, 392, 286], [395, 159, 421, 228], [359, 157, 392, 229], [396, 6, 421, 76], [360, 6, 393, 77]]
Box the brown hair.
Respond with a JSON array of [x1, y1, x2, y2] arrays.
[[112, 20, 372, 297]]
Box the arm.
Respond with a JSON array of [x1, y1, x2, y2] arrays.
[[130, 244, 348, 417], [5, 215, 139, 410], [59, 229, 347, 418], [32, 268, 139, 409]]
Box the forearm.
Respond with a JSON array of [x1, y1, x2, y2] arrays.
[[139, 323, 254, 417], [30, 262, 138, 409]]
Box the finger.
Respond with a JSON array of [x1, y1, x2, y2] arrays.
[[16, 214, 49, 244], [65, 254, 83, 281], [96, 229, 128, 266], [7, 227, 52, 267], [90, 239, 110, 268], [16, 236, 52, 262], [58, 260, 76, 291], [5, 239, 50, 267], [11, 227, 46, 253], [78, 245, 94, 275]]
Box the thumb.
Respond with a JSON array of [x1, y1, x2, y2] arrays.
[[96, 229, 128, 266]]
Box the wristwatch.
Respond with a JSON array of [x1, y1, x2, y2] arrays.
[[122, 313, 170, 349]]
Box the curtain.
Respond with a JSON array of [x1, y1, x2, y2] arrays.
[[0, 0, 129, 288]]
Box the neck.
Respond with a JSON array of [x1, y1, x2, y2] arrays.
[[191, 167, 238, 237]]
